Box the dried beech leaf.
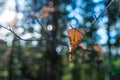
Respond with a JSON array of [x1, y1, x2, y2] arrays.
[[93, 45, 103, 54], [67, 29, 84, 61]]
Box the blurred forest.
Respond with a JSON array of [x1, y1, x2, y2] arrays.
[[0, 0, 120, 80]]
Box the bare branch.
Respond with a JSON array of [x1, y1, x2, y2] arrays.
[[69, 24, 74, 29], [35, 17, 44, 30], [0, 24, 69, 47], [93, 14, 97, 20], [0, 24, 42, 41], [84, 0, 114, 32]]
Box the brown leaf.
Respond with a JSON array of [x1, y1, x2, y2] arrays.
[[93, 45, 103, 54], [67, 29, 84, 61]]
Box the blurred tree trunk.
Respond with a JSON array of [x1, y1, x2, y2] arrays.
[[105, 0, 114, 80], [8, 38, 17, 80], [8, 39, 24, 80], [105, 20, 111, 80], [8, 1, 19, 80], [43, 0, 62, 80]]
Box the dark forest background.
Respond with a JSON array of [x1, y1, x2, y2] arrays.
[[0, 0, 120, 80]]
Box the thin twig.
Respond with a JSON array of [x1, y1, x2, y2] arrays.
[[0, 24, 69, 46], [84, 0, 114, 32], [0, 24, 42, 41], [69, 24, 74, 29], [35, 17, 44, 30], [35, 17, 47, 38]]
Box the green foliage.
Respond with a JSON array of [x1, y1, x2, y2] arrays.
[[112, 56, 120, 75]]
